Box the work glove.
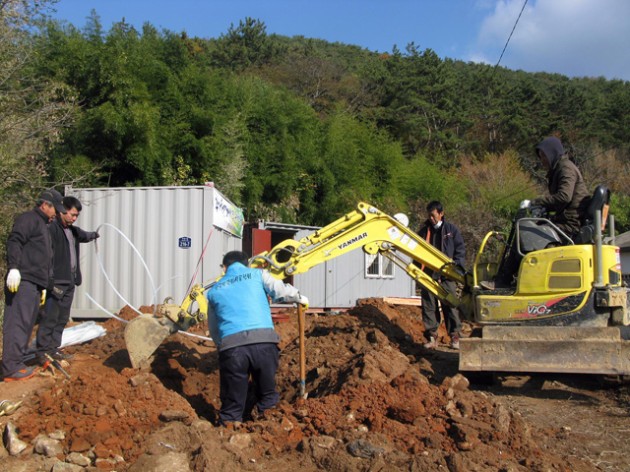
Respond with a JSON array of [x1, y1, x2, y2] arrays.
[[298, 295, 309, 311], [519, 199, 531, 209], [6, 269, 20, 292], [40, 289, 47, 306], [92, 231, 100, 241]]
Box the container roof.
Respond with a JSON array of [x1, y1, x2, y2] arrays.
[[613, 231, 630, 249]]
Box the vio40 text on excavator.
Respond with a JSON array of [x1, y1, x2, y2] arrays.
[[125, 188, 630, 376]]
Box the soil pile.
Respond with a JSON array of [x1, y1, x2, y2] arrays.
[[1, 299, 613, 470]]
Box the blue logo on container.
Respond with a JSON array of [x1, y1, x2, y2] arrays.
[[178, 237, 191, 249]]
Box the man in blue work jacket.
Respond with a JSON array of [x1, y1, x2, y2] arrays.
[[206, 251, 308, 425]]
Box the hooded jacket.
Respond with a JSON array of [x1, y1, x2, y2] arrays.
[[534, 137, 590, 236]]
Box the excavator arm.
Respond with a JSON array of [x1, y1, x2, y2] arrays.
[[250, 202, 474, 317]]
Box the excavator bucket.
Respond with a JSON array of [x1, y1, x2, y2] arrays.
[[124, 315, 176, 368], [460, 326, 630, 375], [123, 288, 209, 369]]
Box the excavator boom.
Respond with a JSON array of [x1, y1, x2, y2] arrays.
[[250, 202, 473, 314]]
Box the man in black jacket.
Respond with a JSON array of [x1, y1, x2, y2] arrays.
[[533, 136, 590, 238], [2, 189, 65, 381], [417, 201, 466, 350], [36, 196, 98, 362]]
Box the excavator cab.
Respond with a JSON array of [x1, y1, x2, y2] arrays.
[[479, 185, 612, 291], [477, 203, 571, 290]]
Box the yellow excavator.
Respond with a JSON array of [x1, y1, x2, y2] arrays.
[[125, 189, 630, 376]]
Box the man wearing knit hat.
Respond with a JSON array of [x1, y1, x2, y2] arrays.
[[1, 189, 65, 381]]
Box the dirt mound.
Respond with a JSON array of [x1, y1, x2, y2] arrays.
[[1, 299, 612, 470]]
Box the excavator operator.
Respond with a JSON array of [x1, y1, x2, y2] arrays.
[[532, 136, 590, 239]]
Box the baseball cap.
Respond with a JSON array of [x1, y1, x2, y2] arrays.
[[39, 189, 66, 214]]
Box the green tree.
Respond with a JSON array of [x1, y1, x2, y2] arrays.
[[0, 0, 76, 314], [209, 17, 279, 71]]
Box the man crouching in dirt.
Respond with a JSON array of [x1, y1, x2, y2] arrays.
[[206, 251, 308, 426]]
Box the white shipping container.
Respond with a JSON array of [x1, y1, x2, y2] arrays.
[[65, 185, 242, 318]]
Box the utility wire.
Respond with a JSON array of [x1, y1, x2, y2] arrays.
[[479, 0, 624, 213], [494, 0, 529, 71]]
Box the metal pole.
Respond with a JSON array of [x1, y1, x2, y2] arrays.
[[594, 210, 604, 287], [609, 214, 615, 245], [297, 303, 307, 399]]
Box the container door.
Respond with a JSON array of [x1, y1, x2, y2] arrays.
[[252, 229, 272, 256]]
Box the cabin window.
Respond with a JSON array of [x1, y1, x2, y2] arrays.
[[365, 254, 395, 279]]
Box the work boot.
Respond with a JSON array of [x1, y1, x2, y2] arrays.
[[3, 366, 36, 382], [423, 336, 438, 350], [450, 334, 460, 350]]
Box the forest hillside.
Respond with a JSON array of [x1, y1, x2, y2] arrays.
[[2, 3, 629, 274]]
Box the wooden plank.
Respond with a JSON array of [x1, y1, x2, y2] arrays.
[[381, 297, 422, 306]]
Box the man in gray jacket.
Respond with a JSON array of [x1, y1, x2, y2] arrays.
[[533, 136, 590, 238], [36, 196, 99, 363]]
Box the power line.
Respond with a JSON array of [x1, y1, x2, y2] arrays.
[[494, 0, 529, 70]]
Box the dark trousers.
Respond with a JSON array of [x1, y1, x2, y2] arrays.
[[2, 281, 42, 377], [218, 343, 279, 423], [421, 279, 461, 338], [36, 285, 75, 356]]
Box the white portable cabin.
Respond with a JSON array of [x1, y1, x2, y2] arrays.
[[244, 221, 417, 310], [65, 184, 243, 318], [612, 230, 630, 285]]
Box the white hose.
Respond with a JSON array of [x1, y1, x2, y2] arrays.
[[87, 222, 214, 343], [86, 292, 213, 341], [94, 223, 157, 317], [177, 330, 213, 342], [85, 292, 130, 324]]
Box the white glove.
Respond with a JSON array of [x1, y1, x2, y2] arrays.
[[519, 199, 531, 209], [6, 269, 20, 292], [298, 295, 309, 310], [40, 290, 46, 306]]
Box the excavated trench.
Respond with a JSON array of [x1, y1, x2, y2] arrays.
[[6, 299, 602, 471]]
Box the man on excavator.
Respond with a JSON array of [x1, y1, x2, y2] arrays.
[[417, 201, 466, 350], [206, 251, 308, 425], [532, 136, 590, 239]]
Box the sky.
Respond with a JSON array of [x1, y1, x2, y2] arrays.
[[49, 0, 630, 82]]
